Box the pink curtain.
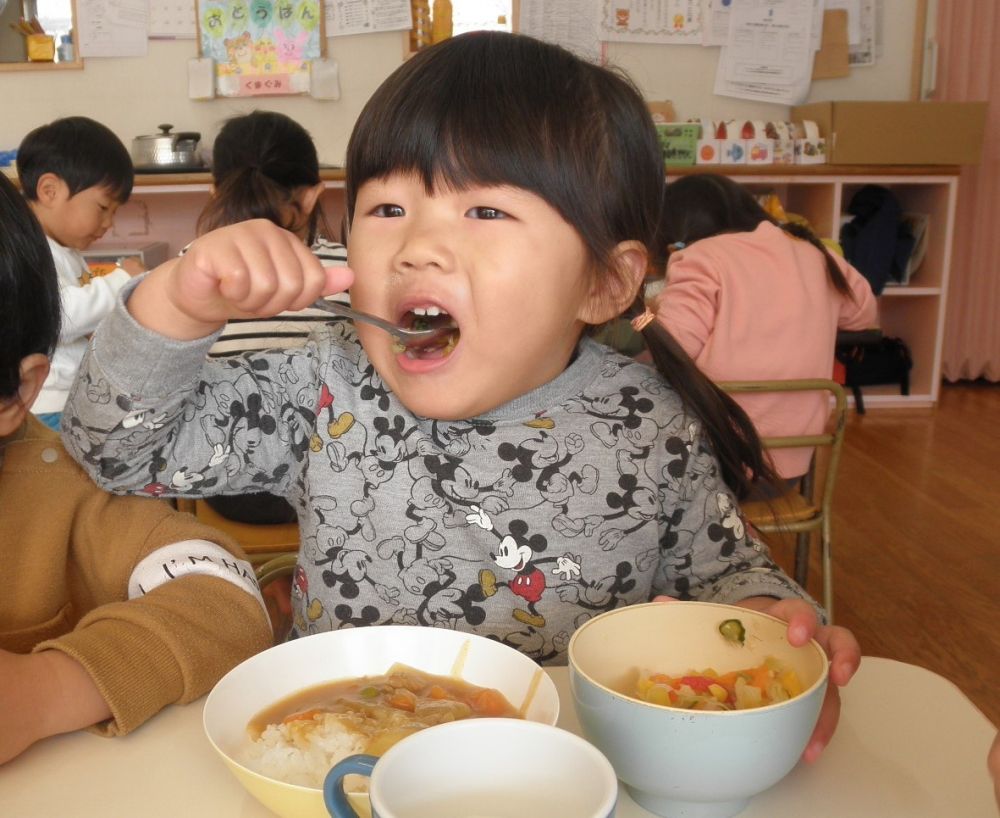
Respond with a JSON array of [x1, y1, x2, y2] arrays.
[[935, 1, 999, 381]]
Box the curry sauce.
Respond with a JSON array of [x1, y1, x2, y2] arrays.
[[247, 663, 519, 756]]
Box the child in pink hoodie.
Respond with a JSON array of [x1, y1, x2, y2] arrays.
[[654, 174, 878, 483]]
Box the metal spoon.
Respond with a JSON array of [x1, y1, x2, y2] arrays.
[[309, 299, 452, 346]]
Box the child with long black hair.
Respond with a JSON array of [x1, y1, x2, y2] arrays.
[[62, 32, 858, 762], [653, 173, 878, 482], [199, 109, 348, 359]]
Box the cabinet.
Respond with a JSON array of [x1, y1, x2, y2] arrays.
[[668, 165, 959, 409], [98, 165, 958, 410]]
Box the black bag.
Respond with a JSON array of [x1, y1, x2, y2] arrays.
[[836, 336, 913, 413], [840, 185, 917, 296]]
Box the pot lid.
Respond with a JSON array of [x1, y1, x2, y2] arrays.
[[134, 124, 201, 142]]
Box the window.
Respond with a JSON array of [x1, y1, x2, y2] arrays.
[[408, 0, 513, 54]]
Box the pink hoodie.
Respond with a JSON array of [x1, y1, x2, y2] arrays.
[[656, 221, 878, 478]]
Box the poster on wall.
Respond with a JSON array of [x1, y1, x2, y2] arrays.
[[325, 0, 411, 37], [198, 0, 324, 96], [598, 0, 702, 44]]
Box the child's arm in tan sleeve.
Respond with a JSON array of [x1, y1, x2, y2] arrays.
[[33, 499, 271, 741]]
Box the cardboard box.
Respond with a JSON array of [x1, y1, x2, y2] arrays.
[[791, 101, 988, 165]]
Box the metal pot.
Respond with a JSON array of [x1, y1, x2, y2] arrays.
[[131, 124, 203, 169]]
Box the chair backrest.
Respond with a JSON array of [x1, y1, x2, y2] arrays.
[[719, 378, 847, 514], [719, 379, 847, 618]]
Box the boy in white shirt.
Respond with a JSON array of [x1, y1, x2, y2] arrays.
[[16, 116, 144, 429]]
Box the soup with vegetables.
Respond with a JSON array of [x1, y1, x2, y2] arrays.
[[242, 663, 520, 787], [631, 656, 803, 711]]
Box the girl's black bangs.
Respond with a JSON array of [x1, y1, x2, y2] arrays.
[[349, 90, 561, 206], [346, 32, 587, 214]]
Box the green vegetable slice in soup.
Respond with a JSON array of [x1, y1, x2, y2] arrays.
[[719, 618, 746, 645]]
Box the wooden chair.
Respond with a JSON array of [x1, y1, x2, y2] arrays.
[[719, 379, 848, 621], [174, 498, 300, 568]]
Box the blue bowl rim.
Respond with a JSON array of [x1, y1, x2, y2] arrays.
[[566, 601, 830, 716]]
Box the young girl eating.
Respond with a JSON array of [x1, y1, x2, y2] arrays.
[[62, 32, 857, 762]]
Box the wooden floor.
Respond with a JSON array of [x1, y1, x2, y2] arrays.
[[764, 381, 1000, 728]]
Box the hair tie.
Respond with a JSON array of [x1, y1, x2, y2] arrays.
[[668, 241, 686, 253], [631, 306, 656, 332]]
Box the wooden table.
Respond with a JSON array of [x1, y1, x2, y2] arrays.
[[0, 657, 995, 817]]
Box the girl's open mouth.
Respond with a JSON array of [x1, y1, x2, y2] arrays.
[[391, 305, 460, 360]]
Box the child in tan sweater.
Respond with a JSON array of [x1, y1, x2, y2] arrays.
[[0, 172, 271, 765]]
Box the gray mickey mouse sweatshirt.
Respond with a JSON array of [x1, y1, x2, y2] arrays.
[[61, 284, 818, 664]]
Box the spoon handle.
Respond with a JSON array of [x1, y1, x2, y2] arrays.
[[309, 299, 438, 343]]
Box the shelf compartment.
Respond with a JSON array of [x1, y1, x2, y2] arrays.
[[876, 294, 943, 401]]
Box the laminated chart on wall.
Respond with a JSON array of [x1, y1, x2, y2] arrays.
[[597, 0, 702, 43], [198, 0, 323, 96], [324, 0, 411, 37], [150, 0, 198, 37]]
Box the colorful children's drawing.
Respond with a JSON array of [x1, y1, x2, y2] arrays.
[[199, 0, 322, 96]]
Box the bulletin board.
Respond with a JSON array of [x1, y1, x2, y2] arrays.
[[197, 0, 324, 97]]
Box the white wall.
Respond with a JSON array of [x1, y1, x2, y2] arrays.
[[0, 0, 920, 166]]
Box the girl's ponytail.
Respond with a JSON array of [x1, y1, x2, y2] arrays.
[[200, 110, 327, 243], [625, 296, 779, 500], [196, 165, 292, 237]]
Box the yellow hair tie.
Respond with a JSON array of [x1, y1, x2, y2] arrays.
[[631, 307, 656, 332]]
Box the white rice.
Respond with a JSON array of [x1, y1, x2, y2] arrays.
[[242, 713, 368, 789]]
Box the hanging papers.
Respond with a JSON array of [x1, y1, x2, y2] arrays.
[[519, 0, 604, 62], [77, 0, 149, 56], [714, 0, 820, 105], [325, 0, 411, 38]]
